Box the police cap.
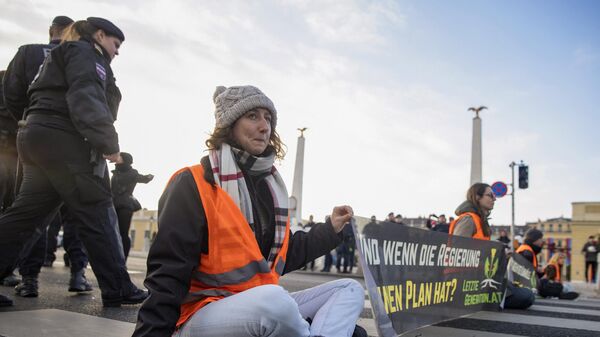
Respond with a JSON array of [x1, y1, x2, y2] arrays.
[[87, 17, 125, 42], [52, 16, 74, 27]]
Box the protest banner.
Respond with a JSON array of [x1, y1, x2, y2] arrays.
[[506, 252, 538, 290], [355, 221, 508, 336]]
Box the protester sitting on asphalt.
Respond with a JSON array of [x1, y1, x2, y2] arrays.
[[450, 183, 534, 309], [449, 183, 494, 240], [516, 229, 545, 275], [539, 253, 579, 300], [133, 85, 366, 337]]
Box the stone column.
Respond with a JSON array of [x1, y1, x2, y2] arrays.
[[290, 128, 307, 226], [470, 113, 482, 185]]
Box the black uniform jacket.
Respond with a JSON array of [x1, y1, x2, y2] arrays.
[[26, 39, 121, 155], [133, 157, 343, 337], [2, 40, 60, 121], [111, 166, 153, 209]]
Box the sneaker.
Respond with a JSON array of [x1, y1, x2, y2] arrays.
[[102, 288, 148, 307], [15, 276, 38, 297], [352, 324, 368, 337], [68, 270, 93, 292], [1, 272, 21, 287], [0, 294, 13, 307], [559, 292, 579, 300]]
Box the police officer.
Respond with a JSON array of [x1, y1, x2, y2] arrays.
[[3, 16, 93, 299], [111, 152, 154, 260], [0, 18, 75, 295], [0, 70, 18, 307], [0, 17, 146, 307]]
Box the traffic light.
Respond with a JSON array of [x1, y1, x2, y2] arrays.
[[519, 165, 529, 189]]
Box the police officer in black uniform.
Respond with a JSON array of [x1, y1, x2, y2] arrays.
[[1, 17, 75, 299], [0, 17, 146, 307], [0, 70, 19, 307], [2, 16, 94, 299], [111, 152, 154, 260]]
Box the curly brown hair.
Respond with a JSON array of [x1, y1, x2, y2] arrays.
[[205, 124, 286, 160]]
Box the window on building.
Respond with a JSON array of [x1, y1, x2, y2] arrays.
[[549, 224, 554, 232], [541, 224, 545, 231], [558, 223, 563, 232]]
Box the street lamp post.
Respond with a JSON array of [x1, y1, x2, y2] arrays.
[[509, 161, 516, 242]]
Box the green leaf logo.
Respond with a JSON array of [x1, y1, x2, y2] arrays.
[[485, 248, 498, 279]]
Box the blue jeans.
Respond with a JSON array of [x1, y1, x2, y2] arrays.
[[174, 279, 365, 337], [504, 283, 535, 309]]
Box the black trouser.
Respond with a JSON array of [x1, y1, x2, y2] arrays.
[[18, 226, 47, 277], [0, 120, 134, 300], [0, 144, 17, 212], [46, 208, 89, 271], [61, 210, 89, 272], [586, 261, 598, 283], [116, 206, 134, 260]]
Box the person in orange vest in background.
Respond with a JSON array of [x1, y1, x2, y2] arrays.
[[516, 229, 545, 275], [539, 252, 579, 300], [449, 183, 534, 309], [133, 85, 366, 337], [449, 183, 494, 240]]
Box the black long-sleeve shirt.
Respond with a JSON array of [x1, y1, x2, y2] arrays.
[[133, 164, 342, 337]]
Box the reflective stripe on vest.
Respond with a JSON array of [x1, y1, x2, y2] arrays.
[[516, 244, 538, 268], [448, 212, 490, 240], [174, 164, 290, 327], [192, 258, 286, 287]]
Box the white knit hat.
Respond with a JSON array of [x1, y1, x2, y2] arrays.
[[213, 85, 277, 128]]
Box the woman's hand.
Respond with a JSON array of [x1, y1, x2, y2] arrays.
[[330, 205, 354, 233], [103, 152, 123, 164]]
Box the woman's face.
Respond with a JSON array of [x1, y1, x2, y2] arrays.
[[477, 187, 496, 212], [95, 30, 121, 60], [231, 108, 272, 155]]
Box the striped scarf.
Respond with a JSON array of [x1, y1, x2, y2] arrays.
[[208, 143, 289, 268]]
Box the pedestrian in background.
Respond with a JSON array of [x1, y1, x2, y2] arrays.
[[581, 235, 599, 283], [111, 152, 153, 260]]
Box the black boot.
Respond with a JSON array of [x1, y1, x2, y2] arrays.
[[0, 294, 13, 307], [69, 269, 93, 292], [1, 272, 21, 287], [15, 276, 38, 297], [102, 287, 148, 307]]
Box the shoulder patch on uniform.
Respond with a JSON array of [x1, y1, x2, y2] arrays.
[[96, 62, 107, 81]]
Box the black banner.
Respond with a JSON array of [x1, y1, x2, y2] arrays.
[[355, 221, 508, 336], [506, 252, 538, 290]]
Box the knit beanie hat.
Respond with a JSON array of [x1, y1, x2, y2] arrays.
[[213, 85, 277, 129], [524, 228, 543, 243]]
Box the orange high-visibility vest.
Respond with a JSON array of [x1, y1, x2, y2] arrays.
[[174, 165, 290, 327], [448, 212, 490, 240], [516, 244, 538, 268], [546, 262, 561, 282]]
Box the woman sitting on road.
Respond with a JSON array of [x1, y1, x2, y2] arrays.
[[133, 85, 366, 337], [449, 183, 534, 310], [539, 253, 579, 300]]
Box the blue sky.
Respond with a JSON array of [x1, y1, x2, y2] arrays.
[[0, 0, 598, 226]]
